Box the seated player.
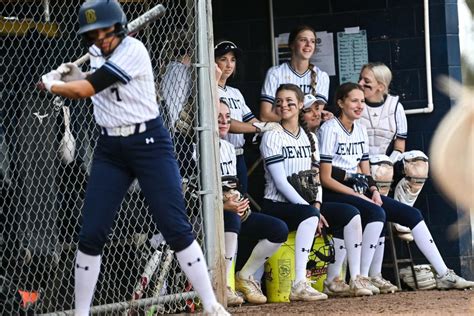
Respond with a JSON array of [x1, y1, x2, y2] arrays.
[[218, 99, 288, 305], [259, 84, 330, 301], [318, 82, 474, 291]]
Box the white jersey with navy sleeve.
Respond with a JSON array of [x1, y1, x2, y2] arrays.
[[218, 85, 256, 149], [260, 62, 330, 105], [160, 61, 192, 131], [260, 127, 319, 202], [318, 118, 369, 173], [219, 139, 237, 177], [89, 36, 159, 128]]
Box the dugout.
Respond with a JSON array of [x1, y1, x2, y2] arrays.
[[212, 0, 473, 280]]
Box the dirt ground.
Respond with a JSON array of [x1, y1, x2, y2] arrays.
[[225, 290, 474, 315]]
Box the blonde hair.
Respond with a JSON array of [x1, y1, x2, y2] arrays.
[[361, 62, 392, 95]]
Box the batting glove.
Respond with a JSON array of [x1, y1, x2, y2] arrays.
[[57, 62, 86, 82], [345, 172, 369, 194], [41, 70, 65, 93], [253, 121, 282, 133]]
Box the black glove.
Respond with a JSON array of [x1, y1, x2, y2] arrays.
[[345, 173, 369, 194], [287, 170, 319, 204]]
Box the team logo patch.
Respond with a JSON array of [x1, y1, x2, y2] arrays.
[[85, 9, 97, 24]]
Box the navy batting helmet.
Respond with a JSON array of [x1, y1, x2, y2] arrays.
[[77, 0, 127, 36]]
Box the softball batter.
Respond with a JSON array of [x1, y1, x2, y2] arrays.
[[40, 1, 227, 314]]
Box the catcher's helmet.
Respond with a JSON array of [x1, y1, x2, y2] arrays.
[[78, 0, 127, 37]]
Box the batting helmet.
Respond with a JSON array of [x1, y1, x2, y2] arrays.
[[77, 0, 127, 38]]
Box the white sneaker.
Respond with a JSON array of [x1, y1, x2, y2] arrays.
[[226, 286, 244, 306], [370, 275, 398, 293], [436, 269, 474, 290], [359, 276, 380, 295], [203, 302, 230, 316], [235, 272, 267, 304], [323, 277, 351, 297], [290, 280, 328, 301], [349, 276, 373, 297]]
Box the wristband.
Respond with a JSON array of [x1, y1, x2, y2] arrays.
[[331, 166, 346, 183]]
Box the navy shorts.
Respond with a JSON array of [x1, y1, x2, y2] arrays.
[[261, 199, 319, 231], [320, 202, 360, 239], [323, 190, 386, 227], [235, 211, 288, 271], [78, 117, 194, 255]]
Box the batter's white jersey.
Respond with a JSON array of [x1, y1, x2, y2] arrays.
[[318, 118, 369, 173], [89, 36, 159, 128], [220, 139, 237, 177], [218, 85, 256, 149], [160, 60, 192, 131], [260, 62, 330, 105], [260, 127, 319, 202]]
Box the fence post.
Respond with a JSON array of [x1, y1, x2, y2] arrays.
[[196, 0, 227, 305]]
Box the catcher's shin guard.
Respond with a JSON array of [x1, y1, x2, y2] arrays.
[[400, 264, 436, 290], [394, 150, 429, 207], [369, 154, 394, 196]]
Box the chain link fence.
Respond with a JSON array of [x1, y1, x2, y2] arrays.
[[1, 0, 213, 314]]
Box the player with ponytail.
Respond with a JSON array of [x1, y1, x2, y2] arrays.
[[260, 25, 331, 123]]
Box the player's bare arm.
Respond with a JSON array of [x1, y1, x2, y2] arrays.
[[229, 117, 259, 133], [260, 100, 281, 122], [393, 138, 406, 153], [360, 160, 383, 205]]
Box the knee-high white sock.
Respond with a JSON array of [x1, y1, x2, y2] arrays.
[[253, 265, 265, 284], [412, 221, 448, 276], [176, 240, 217, 311], [360, 221, 384, 276], [239, 239, 282, 279], [75, 251, 101, 316], [344, 215, 363, 280], [326, 238, 346, 281], [295, 216, 319, 283], [224, 232, 238, 285], [369, 237, 385, 277]]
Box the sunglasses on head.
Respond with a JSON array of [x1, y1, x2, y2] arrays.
[[214, 40, 238, 51]]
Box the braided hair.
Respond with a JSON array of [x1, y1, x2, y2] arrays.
[[309, 63, 318, 97], [276, 83, 317, 164]]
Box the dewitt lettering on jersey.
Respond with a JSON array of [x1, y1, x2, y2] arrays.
[[282, 145, 312, 159], [220, 97, 241, 110], [335, 141, 364, 156], [220, 160, 234, 175]]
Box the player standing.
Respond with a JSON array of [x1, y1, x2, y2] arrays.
[[215, 40, 280, 192], [318, 82, 474, 291], [260, 25, 330, 122], [39, 1, 228, 314], [259, 84, 328, 301], [218, 99, 288, 305]]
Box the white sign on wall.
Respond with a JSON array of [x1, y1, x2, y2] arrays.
[[337, 27, 368, 83]]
